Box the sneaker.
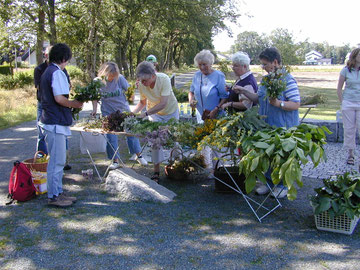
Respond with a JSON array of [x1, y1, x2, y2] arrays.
[[271, 187, 288, 199], [109, 162, 120, 170], [47, 197, 72, 207], [63, 164, 72, 170], [136, 156, 148, 165], [58, 193, 77, 203], [129, 154, 137, 161], [256, 184, 270, 195]]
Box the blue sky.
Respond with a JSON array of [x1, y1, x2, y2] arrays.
[[213, 0, 359, 52]]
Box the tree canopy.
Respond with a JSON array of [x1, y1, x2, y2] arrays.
[[0, 0, 240, 79]]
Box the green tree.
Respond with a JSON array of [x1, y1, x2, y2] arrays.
[[231, 31, 269, 64], [269, 28, 301, 65]]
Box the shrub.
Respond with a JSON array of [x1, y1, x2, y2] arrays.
[[0, 75, 17, 89], [14, 72, 33, 88], [0, 71, 33, 90], [172, 87, 188, 103], [218, 60, 231, 76], [66, 65, 84, 80], [0, 65, 12, 75]]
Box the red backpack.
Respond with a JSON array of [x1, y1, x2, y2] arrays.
[[6, 161, 36, 205]]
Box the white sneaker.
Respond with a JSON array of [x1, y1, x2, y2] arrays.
[[129, 154, 137, 161], [256, 184, 270, 195], [271, 187, 288, 199], [136, 156, 148, 166], [109, 162, 120, 170]]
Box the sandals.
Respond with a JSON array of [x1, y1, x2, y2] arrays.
[[347, 156, 355, 165], [151, 172, 160, 183]]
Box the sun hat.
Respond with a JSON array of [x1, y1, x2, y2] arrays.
[[146, 54, 157, 63]]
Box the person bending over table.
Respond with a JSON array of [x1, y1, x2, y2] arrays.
[[233, 47, 300, 199], [188, 49, 228, 171], [91, 62, 147, 170], [39, 43, 83, 207], [221, 51, 258, 114], [337, 48, 360, 166], [132, 61, 179, 183]]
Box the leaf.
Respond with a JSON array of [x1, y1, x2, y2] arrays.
[[287, 186, 297, 201], [317, 197, 331, 213], [245, 174, 257, 194], [250, 156, 259, 172], [282, 138, 296, 152], [295, 148, 308, 164], [253, 141, 270, 149], [265, 144, 275, 156]]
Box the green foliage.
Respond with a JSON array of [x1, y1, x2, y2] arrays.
[[0, 65, 12, 75], [0, 71, 33, 90], [217, 60, 231, 76], [239, 123, 330, 200], [66, 65, 84, 81], [311, 172, 360, 219], [71, 80, 104, 120], [172, 87, 188, 103]]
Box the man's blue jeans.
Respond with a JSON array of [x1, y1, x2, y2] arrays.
[[36, 102, 48, 155], [106, 134, 142, 161]]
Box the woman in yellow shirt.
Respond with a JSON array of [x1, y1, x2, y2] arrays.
[[132, 61, 179, 182]]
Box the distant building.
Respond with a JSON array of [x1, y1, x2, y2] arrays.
[[303, 50, 331, 65]]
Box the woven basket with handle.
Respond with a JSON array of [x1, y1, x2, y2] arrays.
[[23, 151, 48, 172]]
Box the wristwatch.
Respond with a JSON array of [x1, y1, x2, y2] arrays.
[[280, 101, 285, 108]]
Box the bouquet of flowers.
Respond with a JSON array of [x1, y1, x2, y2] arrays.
[[71, 79, 104, 120], [261, 67, 289, 99]]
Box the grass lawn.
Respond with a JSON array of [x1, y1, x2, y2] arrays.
[[299, 86, 339, 121]]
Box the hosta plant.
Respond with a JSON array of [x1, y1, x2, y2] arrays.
[[239, 123, 331, 200], [311, 172, 360, 219]]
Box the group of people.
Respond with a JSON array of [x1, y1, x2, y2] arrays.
[[36, 41, 360, 207]]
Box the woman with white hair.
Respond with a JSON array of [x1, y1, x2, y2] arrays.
[[133, 61, 179, 182], [188, 49, 228, 172], [189, 49, 228, 122], [221, 51, 258, 113]]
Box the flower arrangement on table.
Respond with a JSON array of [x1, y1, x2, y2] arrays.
[[261, 66, 290, 99], [71, 79, 104, 120]]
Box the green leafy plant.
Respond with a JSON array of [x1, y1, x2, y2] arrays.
[[311, 172, 360, 219], [70, 79, 104, 120], [239, 123, 331, 200], [125, 84, 136, 104]]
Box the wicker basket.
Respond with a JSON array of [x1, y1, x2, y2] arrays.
[[23, 151, 48, 172], [164, 148, 189, 181], [314, 211, 359, 235]]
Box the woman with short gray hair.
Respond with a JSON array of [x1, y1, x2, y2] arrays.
[[189, 49, 228, 121], [132, 61, 179, 182], [221, 51, 258, 113]]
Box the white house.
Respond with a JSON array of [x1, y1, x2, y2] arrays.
[[305, 50, 323, 61], [304, 50, 331, 65]]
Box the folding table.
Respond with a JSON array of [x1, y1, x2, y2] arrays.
[[71, 126, 137, 182]]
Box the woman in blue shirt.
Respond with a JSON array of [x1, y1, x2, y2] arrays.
[[234, 47, 300, 199], [189, 49, 228, 122]]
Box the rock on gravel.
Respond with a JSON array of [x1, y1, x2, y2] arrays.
[[104, 167, 176, 203]]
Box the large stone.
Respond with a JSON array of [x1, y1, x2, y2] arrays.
[[104, 168, 176, 203]]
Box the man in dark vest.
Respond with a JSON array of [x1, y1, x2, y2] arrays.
[[39, 43, 83, 207], [34, 46, 72, 170]]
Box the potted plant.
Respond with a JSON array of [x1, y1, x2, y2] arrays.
[[310, 172, 360, 234]]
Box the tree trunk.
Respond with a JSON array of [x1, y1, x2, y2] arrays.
[[47, 0, 57, 44], [36, 0, 46, 65]]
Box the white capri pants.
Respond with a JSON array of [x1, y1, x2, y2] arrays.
[[341, 100, 360, 151]]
